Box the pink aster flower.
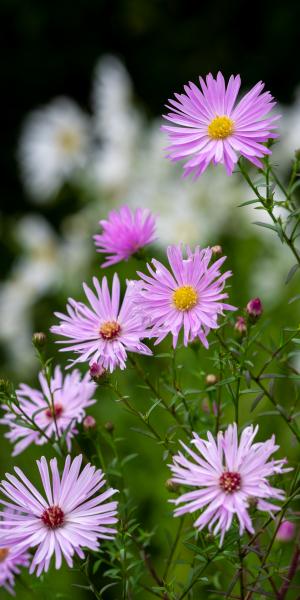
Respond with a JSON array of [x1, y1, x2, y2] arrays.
[[0, 455, 118, 575], [169, 423, 291, 544], [0, 510, 30, 595], [0, 366, 96, 455], [162, 72, 279, 177], [94, 205, 156, 268], [137, 245, 236, 348], [51, 273, 152, 372]]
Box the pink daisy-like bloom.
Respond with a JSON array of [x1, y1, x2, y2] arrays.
[[51, 274, 152, 372], [0, 366, 96, 455], [0, 455, 118, 575], [169, 423, 291, 544], [0, 510, 30, 595], [162, 72, 280, 177], [94, 205, 156, 268], [137, 245, 236, 348]]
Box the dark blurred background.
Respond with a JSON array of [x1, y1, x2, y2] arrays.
[[1, 0, 300, 217]]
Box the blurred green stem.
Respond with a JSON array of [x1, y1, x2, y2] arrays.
[[238, 159, 300, 267]]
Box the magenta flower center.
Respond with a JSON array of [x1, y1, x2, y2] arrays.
[[42, 505, 65, 529], [208, 115, 234, 140], [219, 471, 241, 493], [45, 403, 63, 419], [99, 320, 121, 340], [0, 548, 9, 563], [172, 285, 198, 311]]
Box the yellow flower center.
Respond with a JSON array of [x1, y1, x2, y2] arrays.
[[99, 320, 121, 340], [208, 115, 234, 140], [56, 129, 81, 153], [172, 285, 198, 311], [0, 548, 9, 563]]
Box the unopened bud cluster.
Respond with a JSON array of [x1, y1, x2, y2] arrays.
[[234, 297, 263, 336]]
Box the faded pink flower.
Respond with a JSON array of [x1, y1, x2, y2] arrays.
[[162, 72, 279, 177], [169, 423, 291, 544], [51, 274, 152, 372], [0, 510, 30, 595], [0, 366, 95, 455], [0, 455, 118, 575], [94, 205, 156, 267], [137, 245, 236, 348]]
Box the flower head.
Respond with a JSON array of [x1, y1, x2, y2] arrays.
[[0, 366, 95, 455], [51, 274, 152, 372], [162, 72, 279, 177], [137, 245, 236, 348], [94, 205, 156, 267], [0, 455, 118, 575], [169, 424, 291, 544], [0, 510, 30, 594], [18, 98, 90, 202]]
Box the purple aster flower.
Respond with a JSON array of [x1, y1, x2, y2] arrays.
[[169, 423, 291, 544], [0, 366, 96, 455], [162, 72, 280, 177], [94, 205, 156, 267], [0, 510, 30, 595], [0, 455, 118, 575], [137, 245, 236, 348], [51, 274, 152, 372]]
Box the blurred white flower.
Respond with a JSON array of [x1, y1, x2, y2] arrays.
[[250, 242, 293, 305], [0, 280, 35, 373], [124, 125, 250, 246], [90, 55, 142, 190], [18, 98, 91, 202], [0, 214, 93, 372]]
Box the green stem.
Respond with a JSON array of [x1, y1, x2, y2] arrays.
[[163, 516, 185, 580], [129, 355, 186, 430], [238, 159, 300, 267], [110, 383, 173, 453]]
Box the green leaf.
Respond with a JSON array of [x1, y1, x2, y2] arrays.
[[253, 221, 281, 236], [121, 453, 138, 466], [285, 263, 300, 284], [238, 199, 260, 207], [251, 391, 265, 412], [289, 294, 300, 304]]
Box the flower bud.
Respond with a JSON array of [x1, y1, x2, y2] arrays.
[[104, 421, 114, 433], [32, 332, 47, 348], [234, 316, 247, 335], [165, 479, 179, 493], [205, 373, 218, 386], [246, 297, 263, 320], [276, 520, 296, 542], [83, 415, 96, 430], [211, 245, 223, 256], [89, 362, 106, 383]]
